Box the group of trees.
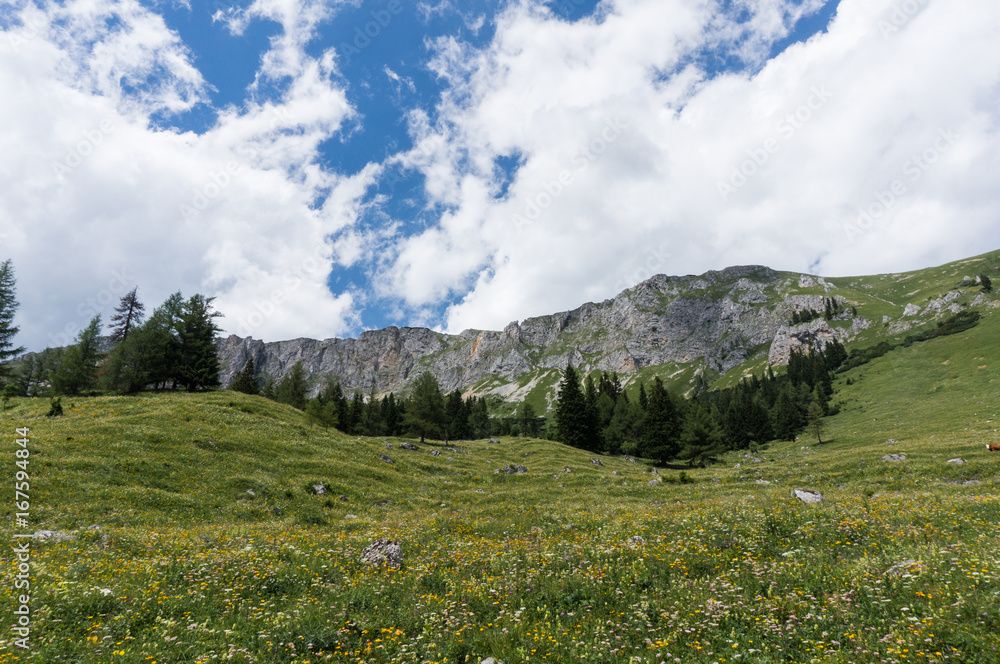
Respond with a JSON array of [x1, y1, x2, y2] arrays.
[[553, 339, 847, 467], [0, 264, 223, 397], [232, 361, 496, 441], [790, 298, 849, 325]]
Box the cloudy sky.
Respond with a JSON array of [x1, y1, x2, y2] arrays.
[[2, 0, 999, 351]]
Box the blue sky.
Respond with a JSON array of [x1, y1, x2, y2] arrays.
[[2, 0, 999, 351]]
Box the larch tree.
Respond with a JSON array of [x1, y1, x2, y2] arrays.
[[109, 287, 146, 344]]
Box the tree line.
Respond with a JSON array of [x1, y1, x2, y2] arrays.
[[551, 339, 847, 467]]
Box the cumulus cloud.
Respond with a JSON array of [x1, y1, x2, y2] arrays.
[[0, 0, 365, 349], [368, 0, 1000, 335]]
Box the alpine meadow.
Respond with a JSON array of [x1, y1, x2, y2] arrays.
[[0, 249, 999, 663]]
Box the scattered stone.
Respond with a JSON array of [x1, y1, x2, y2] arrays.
[[495, 464, 527, 475], [246, 489, 255, 497], [360, 539, 403, 568], [647, 478, 662, 487], [562, 467, 572, 473], [379, 454, 394, 465], [962, 480, 981, 486], [651, 500, 661, 506], [32, 530, 76, 542], [430, 449, 442, 456], [622, 455, 638, 463], [650, 467, 658, 475], [489, 438, 501, 444], [344, 514, 358, 520], [99, 533, 111, 548], [481, 657, 505, 664], [475, 489, 486, 494], [755, 479, 771, 485], [591, 458, 604, 466], [712, 478, 721, 484], [628, 535, 645, 546], [947, 458, 966, 464], [552, 474, 560, 479], [903, 303, 921, 317], [447, 456, 456, 461], [400, 442, 418, 451], [384, 442, 393, 450], [734, 463, 741, 469], [611, 470, 619, 476], [339, 494, 348, 502], [374, 500, 390, 506], [882, 454, 906, 462], [530, 526, 544, 534], [886, 439, 900, 444], [312, 484, 327, 495], [559, 483, 566, 488], [792, 489, 824, 504]]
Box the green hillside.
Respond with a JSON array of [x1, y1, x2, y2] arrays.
[[1, 253, 999, 663]]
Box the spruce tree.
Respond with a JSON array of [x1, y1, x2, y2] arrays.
[[229, 357, 260, 395], [554, 364, 591, 450], [0, 260, 24, 377], [109, 287, 146, 344], [404, 372, 447, 442], [177, 294, 222, 391], [676, 403, 726, 467], [639, 377, 680, 463], [274, 361, 308, 410]]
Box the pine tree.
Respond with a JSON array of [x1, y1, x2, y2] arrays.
[[980, 274, 993, 293], [404, 372, 447, 442], [109, 287, 146, 344], [772, 387, 802, 441], [517, 401, 539, 438], [0, 260, 25, 377], [637, 382, 648, 410], [177, 294, 222, 391], [446, 389, 469, 440], [382, 392, 402, 436], [274, 361, 308, 410], [467, 396, 490, 439], [229, 357, 260, 395]]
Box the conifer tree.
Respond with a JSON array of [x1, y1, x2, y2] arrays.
[[109, 287, 146, 344], [0, 259, 24, 377], [404, 372, 447, 442], [51, 316, 103, 395], [275, 361, 308, 410], [676, 403, 726, 467], [980, 274, 992, 293], [640, 377, 680, 463], [230, 357, 260, 395], [177, 294, 222, 391], [807, 397, 826, 444], [554, 364, 591, 450]]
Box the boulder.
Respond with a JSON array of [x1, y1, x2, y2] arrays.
[[360, 539, 403, 568], [400, 442, 418, 451], [481, 658, 505, 664], [628, 535, 645, 546], [32, 530, 76, 542], [384, 441, 393, 450], [488, 438, 501, 444], [312, 484, 327, 495], [882, 454, 906, 462], [647, 478, 662, 487], [792, 489, 824, 504], [591, 458, 604, 466], [379, 454, 394, 465], [495, 464, 527, 475], [947, 458, 966, 464], [430, 449, 441, 456], [622, 455, 638, 463]]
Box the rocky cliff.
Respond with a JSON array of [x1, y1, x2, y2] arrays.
[[217, 264, 879, 399]]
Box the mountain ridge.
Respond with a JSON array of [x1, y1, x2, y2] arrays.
[[216, 249, 1000, 403]]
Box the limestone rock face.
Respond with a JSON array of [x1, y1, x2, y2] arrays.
[[216, 265, 872, 400]]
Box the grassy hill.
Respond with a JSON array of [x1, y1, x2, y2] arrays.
[[1, 269, 999, 662]]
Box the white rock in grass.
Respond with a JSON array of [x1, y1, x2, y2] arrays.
[[947, 458, 966, 464], [792, 489, 824, 504], [360, 539, 403, 568], [882, 454, 906, 462]]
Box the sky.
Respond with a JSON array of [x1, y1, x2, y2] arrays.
[[1, 0, 999, 352]]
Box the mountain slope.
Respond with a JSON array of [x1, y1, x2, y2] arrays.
[[217, 249, 1000, 404]]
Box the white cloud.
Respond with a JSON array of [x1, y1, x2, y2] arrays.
[[369, 0, 1000, 336], [0, 0, 366, 349]]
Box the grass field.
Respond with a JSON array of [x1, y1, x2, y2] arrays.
[[0, 283, 999, 662]]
